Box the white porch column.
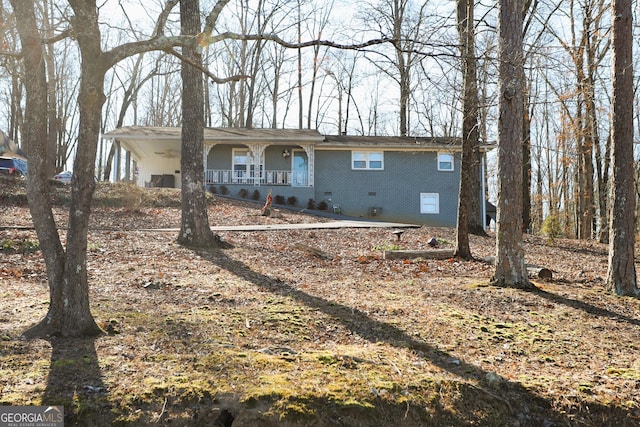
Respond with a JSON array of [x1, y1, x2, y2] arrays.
[[203, 143, 215, 183], [247, 144, 266, 186], [124, 150, 131, 181], [300, 143, 314, 187]]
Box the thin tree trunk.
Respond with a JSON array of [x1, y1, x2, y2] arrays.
[[596, 132, 610, 243], [455, 0, 479, 259]]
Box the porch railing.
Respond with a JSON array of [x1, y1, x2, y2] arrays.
[[205, 169, 308, 186]]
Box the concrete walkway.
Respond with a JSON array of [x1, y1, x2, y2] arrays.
[[131, 220, 421, 232], [212, 220, 420, 231]]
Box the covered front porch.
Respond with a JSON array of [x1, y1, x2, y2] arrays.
[[204, 143, 315, 188], [101, 127, 324, 191]]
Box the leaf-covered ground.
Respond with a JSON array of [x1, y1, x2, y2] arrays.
[[1, 181, 639, 426]]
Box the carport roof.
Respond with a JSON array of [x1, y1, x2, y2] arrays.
[[103, 126, 325, 143]]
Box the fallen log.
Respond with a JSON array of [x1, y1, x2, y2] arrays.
[[479, 256, 552, 281], [383, 249, 454, 260]]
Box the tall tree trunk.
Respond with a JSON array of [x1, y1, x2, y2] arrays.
[[464, 11, 484, 235], [178, 0, 225, 248], [581, 10, 598, 240], [307, 42, 321, 129], [520, 0, 534, 234], [390, 0, 409, 136], [297, 0, 303, 129], [492, 0, 532, 289], [522, 98, 532, 233], [606, 0, 638, 297], [18, 0, 104, 338]]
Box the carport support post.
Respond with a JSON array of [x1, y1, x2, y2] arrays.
[[124, 150, 131, 182], [113, 140, 121, 182]]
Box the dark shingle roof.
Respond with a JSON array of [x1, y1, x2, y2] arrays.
[[103, 127, 494, 151], [320, 135, 462, 149]]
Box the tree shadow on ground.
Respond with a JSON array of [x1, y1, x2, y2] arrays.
[[531, 287, 640, 327], [41, 337, 113, 426], [195, 247, 636, 426]]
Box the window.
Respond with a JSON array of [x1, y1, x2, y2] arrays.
[[232, 149, 250, 182], [438, 153, 454, 171], [420, 193, 439, 214], [352, 151, 384, 170], [232, 148, 263, 182]]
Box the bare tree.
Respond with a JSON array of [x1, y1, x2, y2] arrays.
[[263, 41, 290, 128], [359, 0, 429, 136], [606, 0, 638, 297], [12, 0, 393, 337], [13, 0, 191, 337], [102, 53, 161, 180], [140, 58, 182, 126], [491, 0, 532, 289], [544, 0, 609, 240], [305, 1, 332, 130]]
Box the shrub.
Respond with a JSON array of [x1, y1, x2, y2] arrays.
[[541, 215, 562, 242], [317, 200, 328, 210], [220, 185, 229, 195], [99, 182, 152, 210], [307, 199, 316, 210], [1, 238, 40, 253], [209, 186, 217, 194], [274, 195, 286, 205], [251, 189, 261, 200], [287, 196, 298, 206], [238, 188, 249, 198]]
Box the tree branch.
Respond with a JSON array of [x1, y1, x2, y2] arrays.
[[166, 47, 249, 84], [152, 0, 180, 37]]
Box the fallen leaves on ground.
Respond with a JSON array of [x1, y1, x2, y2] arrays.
[[0, 181, 639, 426]]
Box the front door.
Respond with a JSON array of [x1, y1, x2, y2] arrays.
[[292, 150, 308, 187]]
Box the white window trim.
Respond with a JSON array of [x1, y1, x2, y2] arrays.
[[232, 148, 265, 182], [437, 152, 454, 171], [352, 151, 384, 170], [420, 193, 440, 214], [232, 147, 252, 166]]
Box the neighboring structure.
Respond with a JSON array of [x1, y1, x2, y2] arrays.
[[0, 129, 28, 177], [102, 126, 492, 228]]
